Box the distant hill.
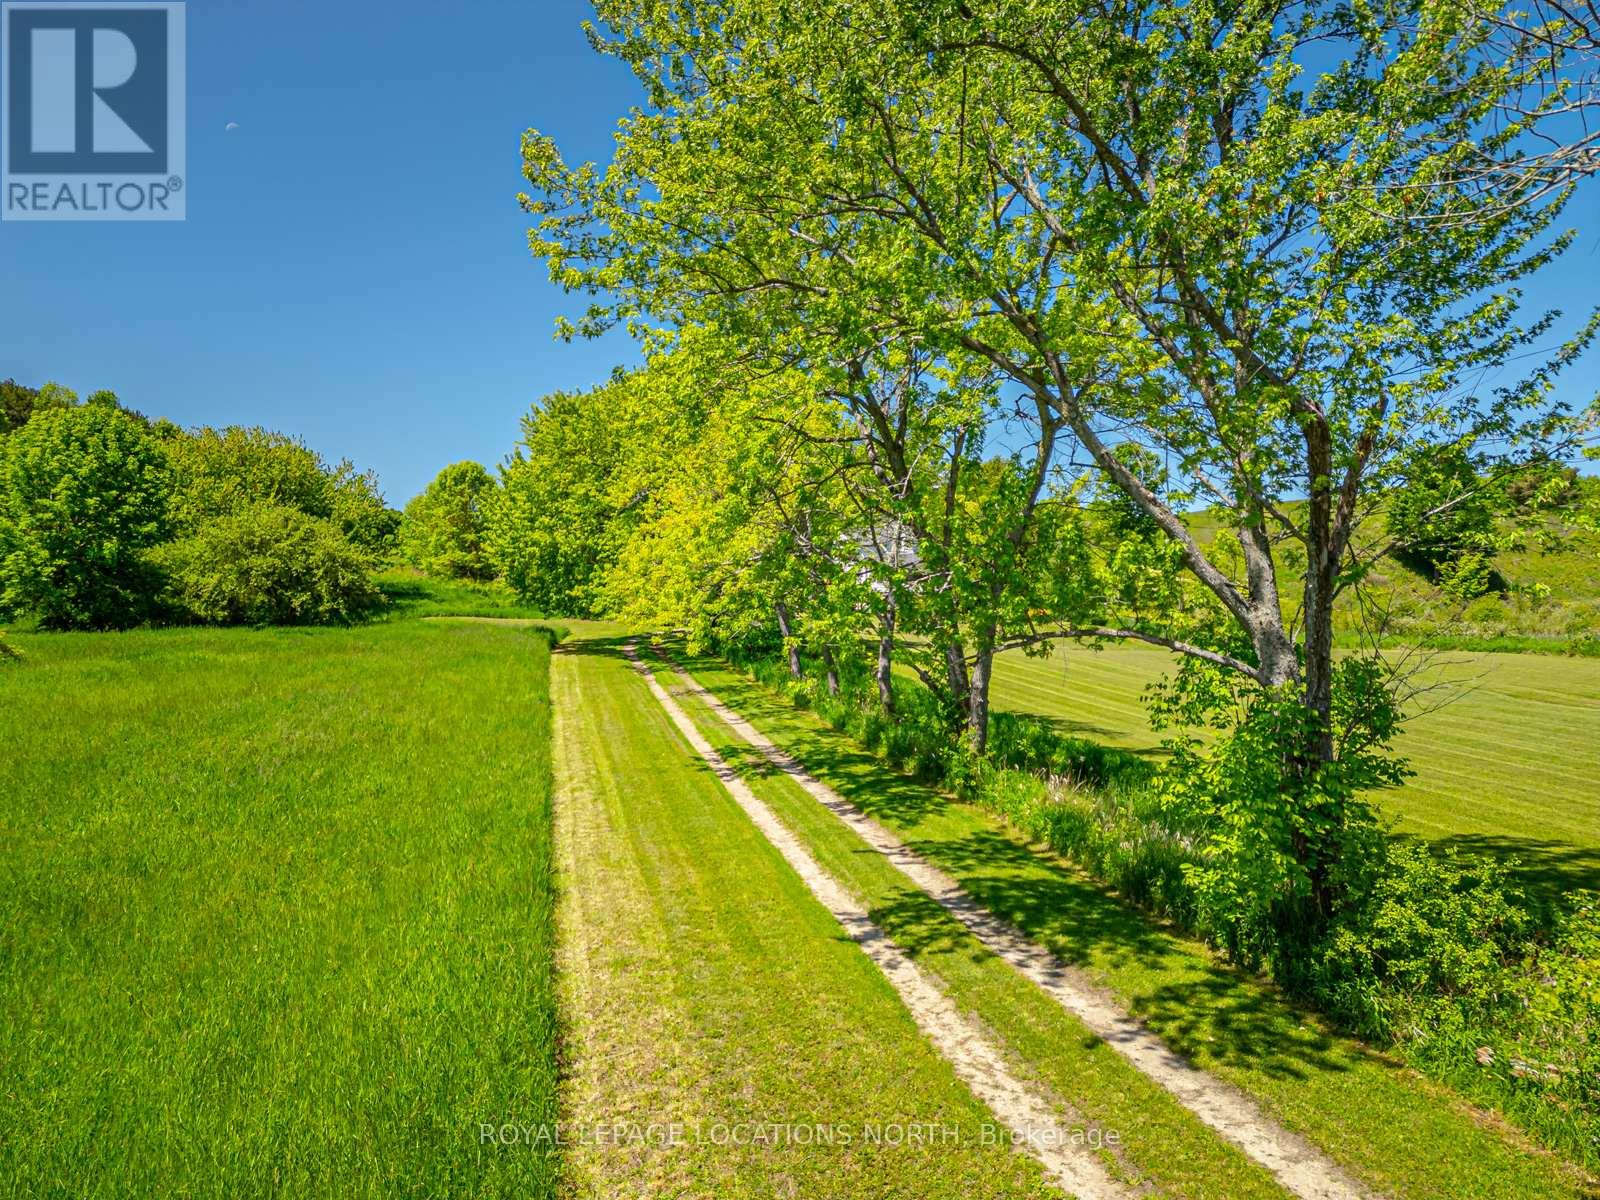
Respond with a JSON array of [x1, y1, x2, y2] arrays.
[[1181, 478, 1599, 654]]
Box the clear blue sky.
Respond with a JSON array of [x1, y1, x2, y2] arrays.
[[2, 0, 641, 504], [3, 1, 1595, 505]]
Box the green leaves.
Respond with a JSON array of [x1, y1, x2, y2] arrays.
[[162, 425, 396, 557], [0, 403, 172, 629], [0, 407, 400, 630], [507, 0, 1597, 976], [400, 461, 499, 582], [489, 385, 640, 617], [149, 501, 381, 627]]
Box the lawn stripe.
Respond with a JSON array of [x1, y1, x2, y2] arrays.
[[652, 656, 1290, 1200], [988, 643, 1600, 893], [657, 652, 1375, 1200], [625, 643, 1127, 1200]]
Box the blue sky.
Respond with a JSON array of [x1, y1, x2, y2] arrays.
[[3, 1, 1596, 505], [2, 0, 641, 504]]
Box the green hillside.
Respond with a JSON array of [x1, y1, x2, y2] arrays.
[[1179, 479, 1600, 653]]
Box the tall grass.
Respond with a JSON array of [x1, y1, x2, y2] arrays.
[[0, 620, 560, 1199]]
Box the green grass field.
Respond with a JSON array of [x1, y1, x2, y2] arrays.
[[374, 567, 548, 620], [0, 620, 559, 1199], [990, 642, 1600, 899], [5, 607, 1594, 1196]]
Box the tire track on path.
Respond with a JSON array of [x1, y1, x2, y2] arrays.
[[659, 651, 1369, 1200], [625, 643, 1130, 1200]]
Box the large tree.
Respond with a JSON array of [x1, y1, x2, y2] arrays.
[[524, 0, 1595, 944], [400, 461, 500, 581], [490, 383, 638, 616], [0, 379, 74, 435]]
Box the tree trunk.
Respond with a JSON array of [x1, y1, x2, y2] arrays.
[[967, 639, 994, 755], [876, 599, 896, 714], [1300, 432, 1339, 766], [1301, 593, 1336, 756], [774, 600, 802, 679], [1250, 613, 1300, 690], [821, 645, 840, 697], [943, 638, 970, 713], [1295, 434, 1343, 928]]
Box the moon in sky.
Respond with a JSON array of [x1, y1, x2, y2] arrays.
[[225, 122, 240, 131]]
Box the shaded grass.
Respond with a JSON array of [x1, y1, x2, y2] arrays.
[[0, 620, 559, 1199], [373, 567, 546, 620], [678, 648, 1597, 1199], [643, 651, 1287, 1200], [544, 631, 1050, 1199]]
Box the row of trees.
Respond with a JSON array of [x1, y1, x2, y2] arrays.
[[499, 0, 1599, 979], [0, 382, 397, 628], [0, 375, 582, 630]]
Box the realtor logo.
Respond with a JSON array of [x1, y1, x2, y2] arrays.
[[2, 2, 186, 220]]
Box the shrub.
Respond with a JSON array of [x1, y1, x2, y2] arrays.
[[1462, 593, 1507, 628], [152, 502, 381, 626], [1311, 844, 1533, 1040], [1509, 895, 1600, 1144], [988, 711, 1152, 791], [399, 461, 499, 580], [164, 426, 398, 557], [1306, 853, 1599, 1163], [0, 403, 171, 628]]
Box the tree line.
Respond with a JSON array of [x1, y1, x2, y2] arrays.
[[498, 0, 1600, 975], [468, 0, 1600, 1156], [0, 381, 397, 628]]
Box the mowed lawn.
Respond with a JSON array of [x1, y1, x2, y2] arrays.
[[677, 648, 1593, 1198], [0, 620, 558, 1199], [992, 643, 1600, 894], [548, 627, 1052, 1199]]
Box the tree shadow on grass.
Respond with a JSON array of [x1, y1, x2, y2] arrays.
[[673, 656, 959, 829], [1125, 970, 1364, 1082], [1000, 708, 1172, 758], [553, 632, 638, 661], [894, 828, 1358, 1081], [898, 826, 1171, 970], [828, 823, 1361, 1081], [1426, 832, 1600, 919]]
